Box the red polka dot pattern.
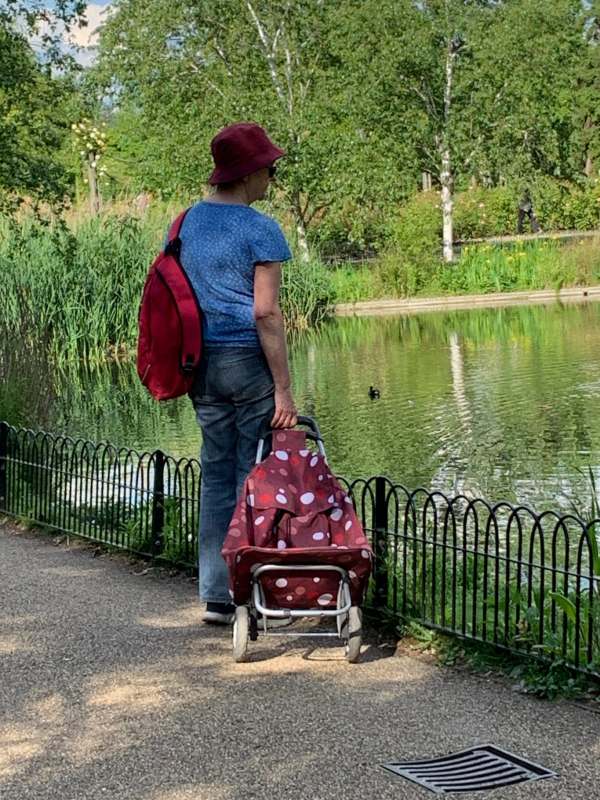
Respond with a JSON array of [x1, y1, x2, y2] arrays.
[[222, 430, 372, 607]]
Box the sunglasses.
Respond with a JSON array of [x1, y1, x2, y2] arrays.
[[268, 165, 277, 178]]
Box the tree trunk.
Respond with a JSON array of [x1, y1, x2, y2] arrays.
[[584, 116, 595, 178], [292, 191, 310, 263], [88, 153, 101, 216], [440, 147, 454, 263], [440, 37, 457, 263]]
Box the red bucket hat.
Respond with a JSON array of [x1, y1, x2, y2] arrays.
[[208, 122, 285, 185]]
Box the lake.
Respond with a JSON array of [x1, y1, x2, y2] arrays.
[[3, 301, 600, 514]]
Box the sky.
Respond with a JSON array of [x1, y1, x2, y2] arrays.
[[67, 1, 112, 65]]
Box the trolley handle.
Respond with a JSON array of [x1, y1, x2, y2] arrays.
[[255, 414, 326, 464]]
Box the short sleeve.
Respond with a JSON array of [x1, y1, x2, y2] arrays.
[[250, 215, 292, 265]]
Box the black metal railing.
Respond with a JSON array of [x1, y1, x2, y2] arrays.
[[1, 421, 599, 676], [0, 423, 200, 566]]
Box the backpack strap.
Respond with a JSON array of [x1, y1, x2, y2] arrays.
[[164, 208, 190, 258], [159, 208, 201, 372]]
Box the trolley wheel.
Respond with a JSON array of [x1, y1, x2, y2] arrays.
[[233, 606, 250, 662], [344, 606, 362, 663], [336, 582, 346, 638]]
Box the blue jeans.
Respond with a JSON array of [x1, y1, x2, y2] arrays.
[[189, 346, 275, 603]]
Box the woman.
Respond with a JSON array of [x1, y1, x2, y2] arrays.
[[178, 122, 297, 624]]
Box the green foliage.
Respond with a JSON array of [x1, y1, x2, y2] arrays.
[[376, 191, 441, 296], [399, 619, 592, 701], [279, 257, 334, 332], [0, 22, 79, 207], [531, 176, 600, 230], [453, 186, 516, 239], [509, 658, 587, 700], [0, 214, 155, 363], [0, 210, 333, 360], [328, 264, 385, 303]]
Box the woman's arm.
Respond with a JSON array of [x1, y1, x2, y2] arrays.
[[254, 261, 297, 429]]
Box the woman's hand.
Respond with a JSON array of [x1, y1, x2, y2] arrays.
[[271, 387, 298, 429]]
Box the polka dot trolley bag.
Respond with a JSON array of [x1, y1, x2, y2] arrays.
[[222, 416, 373, 662]]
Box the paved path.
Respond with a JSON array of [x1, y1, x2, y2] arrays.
[[1, 524, 599, 800]]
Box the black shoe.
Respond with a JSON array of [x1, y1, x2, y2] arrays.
[[203, 602, 236, 625]]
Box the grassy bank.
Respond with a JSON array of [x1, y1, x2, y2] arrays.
[[1, 208, 599, 364], [329, 236, 600, 303]]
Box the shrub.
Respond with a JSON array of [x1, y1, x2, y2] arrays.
[[453, 185, 516, 239], [377, 191, 441, 295], [307, 197, 389, 258]]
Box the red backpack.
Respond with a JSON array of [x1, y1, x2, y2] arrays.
[[136, 209, 202, 400]]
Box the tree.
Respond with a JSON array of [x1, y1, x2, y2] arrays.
[[94, 0, 382, 258], [333, 0, 495, 262], [0, 23, 78, 207], [464, 0, 587, 185], [577, 0, 600, 178], [0, 1, 86, 207]]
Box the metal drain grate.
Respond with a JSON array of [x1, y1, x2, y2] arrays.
[[382, 744, 557, 794]]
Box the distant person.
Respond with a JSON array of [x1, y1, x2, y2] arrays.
[[172, 123, 298, 624], [517, 188, 541, 234]]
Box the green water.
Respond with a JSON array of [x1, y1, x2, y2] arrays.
[[3, 301, 600, 512]]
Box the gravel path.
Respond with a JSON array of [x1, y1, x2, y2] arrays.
[[1, 523, 599, 800]]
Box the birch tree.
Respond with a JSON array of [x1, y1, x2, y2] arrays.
[[97, 0, 345, 259]]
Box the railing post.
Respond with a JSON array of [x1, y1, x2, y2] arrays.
[[0, 422, 8, 512], [151, 450, 165, 556], [373, 475, 389, 608]]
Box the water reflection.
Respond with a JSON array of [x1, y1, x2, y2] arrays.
[[2, 301, 600, 512]]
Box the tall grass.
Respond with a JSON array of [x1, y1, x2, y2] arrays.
[[329, 237, 600, 302], [437, 238, 600, 294], [0, 212, 334, 363]]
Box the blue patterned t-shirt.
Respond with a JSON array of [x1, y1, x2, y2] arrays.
[[175, 201, 292, 347]]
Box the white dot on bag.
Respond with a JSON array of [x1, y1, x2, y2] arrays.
[[312, 531, 325, 541], [275, 450, 289, 461], [255, 515, 265, 525], [299, 449, 309, 457], [276, 493, 287, 503], [277, 540, 287, 549], [328, 494, 334, 503], [331, 508, 343, 522], [247, 494, 255, 506], [275, 578, 288, 588], [361, 549, 370, 558], [345, 520, 352, 530], [310, 456, 318, 467], [300, 492, 315, 504], [286, 595, 293, 601], [317, 593, 333, 606], [318, 475, 324, 481], [344, 496, 353, 504], [349, 570, 357, 579]]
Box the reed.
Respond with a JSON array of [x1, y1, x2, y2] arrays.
[[0, 212, 334, 362]]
